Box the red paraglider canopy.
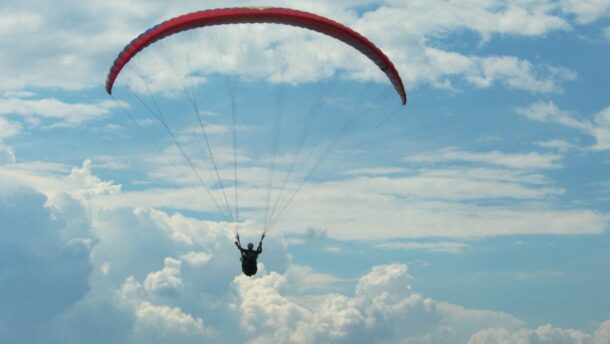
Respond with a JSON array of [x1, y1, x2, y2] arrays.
[[105, 7, 407, 104]]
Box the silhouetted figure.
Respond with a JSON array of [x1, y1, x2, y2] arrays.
[[235, 233, 265, 276]]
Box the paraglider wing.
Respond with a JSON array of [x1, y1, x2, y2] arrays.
[[105, 7, 407, 104]]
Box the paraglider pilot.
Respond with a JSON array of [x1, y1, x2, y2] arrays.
[[235, 233, 265, 276]]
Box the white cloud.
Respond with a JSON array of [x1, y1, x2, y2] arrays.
[[232, 262, 610, 344], [0, 0, 591, 96], [233, 263, 442, 343], [596, 319, 610, 344], [66, 144, 603, 240], [405, 148, 562, 169], [1, 172, 608, 343], [1, 145, 604, 240], [114, 276, 212, 341], [0, 3, 607, 340], [94, 172, 591, 239], [383, 0, 572, 37], [234, 263, 549, 343], [180, 251, 213, 266], [355, 264, 413, 300], [0, 188, 94, 342], [517, 101, 588, 130], [535, 139, 576, 151], [67, 159, 122, 199], [559, 0, 610, 24], [0, 145, 16, 164], [274, 187, 605, 239], [0, 160, 74, 196], [283, 264, 344, 294], [402, 48, 576, 92], [133, 302, 209, 338], [0, 117, 22, 140], [234, 271, 310, 337], [466, 56, 576, 93], [375, 240, 470, 253], [517, 102, 610, 151], [143, 257, 183, 295], [352, 2, 576, 92], [0, 96, 125, 127], [593, 106, 610, 150], [469, 324, 592, 343]]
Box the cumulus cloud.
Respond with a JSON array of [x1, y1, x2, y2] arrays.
[[233, 264, 441, 343], [1, 167, 608, 343], [0, 189, 94, 342], [133, 302, 209, 338], [143, 257, 183, 295], [234, 263, 596, 344], [232, 262, 610, 344], [283, 264, 344, 294], [596, 319, 610, 344], [67, 159, 122, 199]]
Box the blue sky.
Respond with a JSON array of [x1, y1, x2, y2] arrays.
[[1, 1, 610, 343]]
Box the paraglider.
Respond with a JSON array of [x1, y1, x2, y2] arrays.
[[235, 233, 265, 276], [105, 7, 407, 276], [105, 7, 406, 104]]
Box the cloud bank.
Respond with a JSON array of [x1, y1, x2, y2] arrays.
[[0, 173, 608, 343]]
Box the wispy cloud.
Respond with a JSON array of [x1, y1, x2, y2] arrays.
[[517, 101, 610, 151], [404, 148, 562, 170], [0, 117, 22, 140], [375, 240, 470, 254], [559, 0, 610, 24], [534, 139, 576, 151], [0, 96, 126, 127], [604, 26, 610, 41], [0, 145, 16, 164], [464, 56, 576, 93]]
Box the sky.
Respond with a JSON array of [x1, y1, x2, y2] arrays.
[[1, 0, 610, 343]]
